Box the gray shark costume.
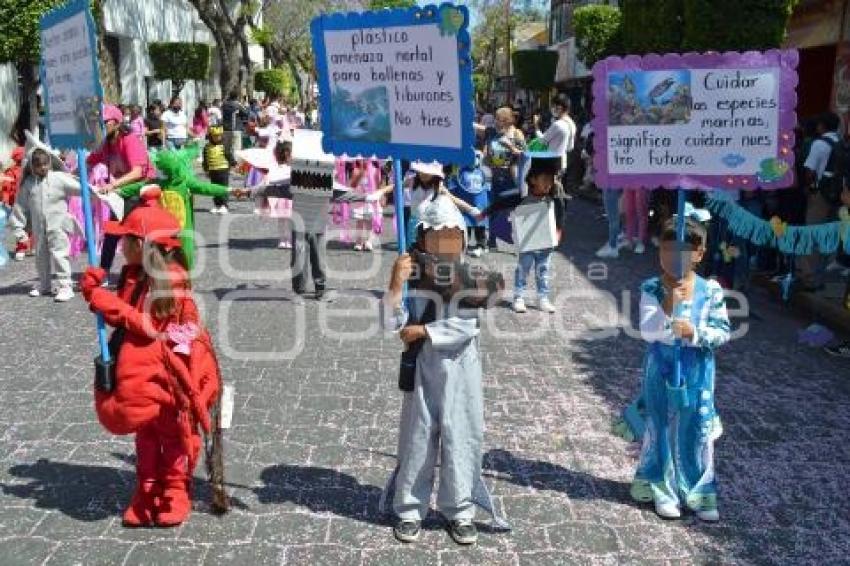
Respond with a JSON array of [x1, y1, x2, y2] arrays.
[[380, 196, 509, 530]]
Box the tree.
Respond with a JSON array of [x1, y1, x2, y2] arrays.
[[0, 0, 61, 139], [573, 4, 623, 67], [620, 0, 683, 56], [186, 0, 257, 97], [0, 0, 120, 141], [149, 43, 212, 97], [470, 0, 546, 104], [512, 50, 558, 91], [254, 0, 361, 107], [681, 0, 798, 52], [254, 68, 295, 98]]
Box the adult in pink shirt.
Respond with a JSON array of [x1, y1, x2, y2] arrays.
[[87, 104, 156, 273]]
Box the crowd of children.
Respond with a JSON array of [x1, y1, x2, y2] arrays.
[[0, 98, 735, 546]]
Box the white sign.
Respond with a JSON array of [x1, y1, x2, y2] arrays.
[[512, 201, 558, 253], [311, 5, 475, 165], [607, 69, 780, 176], [40, 0, 103, 149], [322, 26, 462, 148]]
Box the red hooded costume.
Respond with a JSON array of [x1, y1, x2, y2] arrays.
[[81, 187, 222, 527]]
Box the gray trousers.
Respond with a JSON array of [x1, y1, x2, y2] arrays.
[[796, 192, 836, 287], [392, 343, 483, 522], [36, 229, 72, 291]]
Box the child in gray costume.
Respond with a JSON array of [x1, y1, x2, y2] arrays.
[[380, 195, 508, 546], [11, 147, 82, 302]]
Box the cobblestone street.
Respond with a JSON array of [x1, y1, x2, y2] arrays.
[[1, 196, 848, 565]]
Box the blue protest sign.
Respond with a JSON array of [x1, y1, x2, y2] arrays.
[[311, 3, 475, 167], [39, 0, 105, 150]]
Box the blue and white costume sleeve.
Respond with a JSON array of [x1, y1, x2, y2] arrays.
[[631, 276, 731, 513]]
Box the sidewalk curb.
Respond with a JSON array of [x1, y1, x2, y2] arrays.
[[569, 186, 850, 336]]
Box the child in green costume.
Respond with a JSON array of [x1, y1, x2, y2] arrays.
[[118, 145, 241, 269]]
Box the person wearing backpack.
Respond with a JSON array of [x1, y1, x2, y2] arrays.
[[797, 112, 845, 292]]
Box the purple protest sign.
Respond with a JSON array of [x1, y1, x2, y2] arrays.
[[591, 50, 799, 191]]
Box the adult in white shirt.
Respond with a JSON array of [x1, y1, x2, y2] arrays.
[[533, 94, 576, 171], [798, 111, 843, 290], [161, 96, 189, 149]]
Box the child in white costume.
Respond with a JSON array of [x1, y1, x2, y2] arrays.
[[11, 143, 84, 302], [380, 195, 508, 546]]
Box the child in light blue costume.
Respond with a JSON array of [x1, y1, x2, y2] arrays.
[[380, 195, 508, 546], [631, 206, 730, 522], [447, 151, 491, 257]]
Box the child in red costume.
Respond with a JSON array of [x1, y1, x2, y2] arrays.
[[80, 186, 224, 528], [2, 147, 30, 260]]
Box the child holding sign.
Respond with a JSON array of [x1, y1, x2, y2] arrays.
[[381, 195, 507, 545], [631, 208, 730, 522], [80, 187, 225, 527]]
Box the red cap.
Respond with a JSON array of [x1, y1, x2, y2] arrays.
[[103, 185, 182, 249]]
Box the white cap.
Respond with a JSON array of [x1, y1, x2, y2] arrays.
[[410, 160, 444, 179], [417, 194, 467, 244]]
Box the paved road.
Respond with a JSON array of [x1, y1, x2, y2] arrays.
[[0, 196, 848, 565]]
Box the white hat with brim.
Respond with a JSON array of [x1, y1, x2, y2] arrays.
[[410, 160, 444, 179], [417, 194, 467, 249]]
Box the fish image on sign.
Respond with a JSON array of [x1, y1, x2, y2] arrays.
[[608, 70, 692, 126], [331, 86, 391, 143]]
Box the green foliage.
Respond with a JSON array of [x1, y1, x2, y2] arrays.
[[573, 4, 623, 67], [681, 0, 798, 52], [621, 0, 683, 55], [0, 0, 70, 63], [251, 25, 274, 48], [618, 0, 797, 55], [149, 42, 211, 83], [254, 68, 295, 97], [367, 0, 416, 8], [512, 50, 558, 90]]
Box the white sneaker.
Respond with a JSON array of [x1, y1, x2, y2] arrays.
[[219, 206, 229, 215], [14, 251, 25, 261], [538, 297, 556, 313], [29, 288, 44, 297], [210, 206, 220, 215], [364, 241, 373, 251], [634, 242, 646, 254], [596, 244, 619, 259], [54, 287, 74, 302], [469, 247, 483, 258], [696, 509, 720, 522], [655, 502, 681, 519], [617, 233, 630, 249], [513, 297, 527, 313]]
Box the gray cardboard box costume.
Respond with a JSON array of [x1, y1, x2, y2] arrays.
[[288, 130, 348, 294], [379, 196, 509, 529]]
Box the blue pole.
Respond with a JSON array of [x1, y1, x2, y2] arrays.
[[77, 148, 110, 363], [393, 158, 406, 254], [673, 188, 687, 391]]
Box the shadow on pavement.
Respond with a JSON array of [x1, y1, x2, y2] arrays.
[[482, 448, 633, 506], [256, 464, 387, 526], [2, 458, 131, 521]]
